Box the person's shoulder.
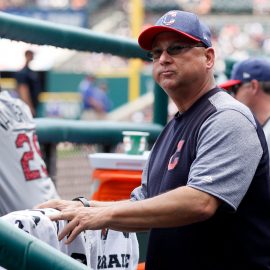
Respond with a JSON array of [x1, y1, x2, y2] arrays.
[[16, 67, 28, 80], [0, 91, 33, 121], [17, 65, 29, 73], [209, 90, 255, 121]]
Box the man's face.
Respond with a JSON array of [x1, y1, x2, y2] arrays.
[[229, 82, 254, 107], [26, 52, 34, 62], [151, 32, 212, 96]]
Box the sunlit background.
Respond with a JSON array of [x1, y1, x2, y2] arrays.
[[1, 0, 270, 73]]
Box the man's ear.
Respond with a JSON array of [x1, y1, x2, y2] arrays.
[[205, 47, 215, 69], [250, 79, 260, 95]]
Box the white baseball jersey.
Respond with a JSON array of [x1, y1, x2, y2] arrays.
[[0, 91, 59, 216], [0, 208, 91, 269], [89, 229, 139, 270], [0, 208, 139, 270]]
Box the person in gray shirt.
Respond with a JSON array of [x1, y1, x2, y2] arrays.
[[220, 57, 270, 153]]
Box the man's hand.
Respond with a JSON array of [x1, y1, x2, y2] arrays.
[[34, 199, 84, 212], [49, 206, 110, 244]]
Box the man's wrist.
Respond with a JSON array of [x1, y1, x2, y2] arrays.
[[72, 196, 90, 207]]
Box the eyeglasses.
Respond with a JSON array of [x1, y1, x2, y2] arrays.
[[227, 83, 243, 95], [147, 44, 207, 61]]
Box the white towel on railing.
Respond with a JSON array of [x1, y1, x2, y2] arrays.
[[0, 208, 139, 270]]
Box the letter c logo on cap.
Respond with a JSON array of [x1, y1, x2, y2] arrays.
[[162, 11, 177, 26]]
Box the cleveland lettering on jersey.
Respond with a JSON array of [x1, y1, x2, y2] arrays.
[[0, 99, 30, 131], [97, 254, 130, 269], [0, 112, 11, 130]]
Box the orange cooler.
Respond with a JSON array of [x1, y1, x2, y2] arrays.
[[88, 152, 149, 201], [89, 152, 149, 267]]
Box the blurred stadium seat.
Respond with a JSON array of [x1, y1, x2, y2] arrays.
[[211, 0, 253, 13]]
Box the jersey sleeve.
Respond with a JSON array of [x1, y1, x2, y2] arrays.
[[187, 109, 263, 211], [130, 152, 151, 201]]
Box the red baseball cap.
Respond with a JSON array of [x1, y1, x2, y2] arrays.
[[219, 58, 270, 90], [219, 80, 241, 90]]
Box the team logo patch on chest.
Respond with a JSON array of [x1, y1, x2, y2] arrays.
[[168, 140, 185, 170]]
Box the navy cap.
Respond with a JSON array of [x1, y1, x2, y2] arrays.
[[220, 58, 270, 90], [138, 10, 212, 50]]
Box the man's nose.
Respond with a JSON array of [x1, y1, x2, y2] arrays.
[[158, 49, 172, 63]]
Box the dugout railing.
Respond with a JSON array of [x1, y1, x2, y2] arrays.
[[0, 11, 165, 269], [36, 118, 163, 181], [0, 218, 89, 270]]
